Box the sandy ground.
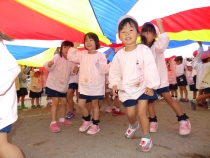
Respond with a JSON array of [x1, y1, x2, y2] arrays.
[[9, 95, 210, 158]]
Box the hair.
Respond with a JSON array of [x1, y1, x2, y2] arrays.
[[0, 31, 15, 41], [174, 56, 183, 62], [202, 57, 209, 63], [84, 32, 100, 50], [59, 40, 74, 57], [118, 18, 144, 46], [140, 23, 156, 48]]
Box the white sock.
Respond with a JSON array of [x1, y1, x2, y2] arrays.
[[59, 118, 65, 122], [50, 121, 56, 125]]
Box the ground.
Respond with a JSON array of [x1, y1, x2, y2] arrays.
[[9, 95, 210, 158]]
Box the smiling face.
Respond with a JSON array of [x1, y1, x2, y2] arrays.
[[141, 31, 156, 46], [62, 45, 71, 57], [84, 36, 96, 51], [119, 22, 139, 46]]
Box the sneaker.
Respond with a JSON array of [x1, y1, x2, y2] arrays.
[[125, 122, 140, 138], [183, 98, 189, 102], [79, 121, 93, 132], [158, 95, 163, 100], [73, 108, 76, 114], [150, 122, 158, 133], [137, 138, 153, 152], [112, 108, 116, 113], [21, 104, 28, 109], [65, 111, 75, 119], [190, 100, 197, 110], [58, 120, 72, 126], [31, 105, 36, 109], [113, 110, 125, 116], [18, 106, 22, 110], [36, 104, 43, 108], [105, 106, 112, 113], [49, 123, 60, 133], [87, 124, 100, 135], [179, 98, 185, 102], [179, 119, 191, 135]]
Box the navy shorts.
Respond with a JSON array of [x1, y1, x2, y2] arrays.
[[79, 93, 104, 102], [176, 75, 187, 86], [122, 90, 158, 107], [149, 87, 169, 103], [0, 124, 12, 133], [29, 90, 42, 98], [189, 84, 197, 91], [68, 83, 78, 90], [17, 88, 28, 97], [203, 88, 210, 94], [169, 84, 178, 90], [47, 87, 67, 98]]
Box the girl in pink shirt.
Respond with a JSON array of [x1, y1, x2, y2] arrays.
[[67, 32, 109, 135], [141, 19, 191, 136], [109, 15, 160, 152]]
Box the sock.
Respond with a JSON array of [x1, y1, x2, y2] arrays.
[[115, 107, 120, 112], [83, 114, 91, 121], [92, 119, 100, 125], [142, 134, 150, 139], [59, 118, 65, 122], [177, 113, 189, 121], [193, 99, 198, 104], [175, 96, 177, 98], [50, 121, 56, 125], [172, 95, 174, 97], [149, 116, 158, 122], [130, 122, 138, 129]]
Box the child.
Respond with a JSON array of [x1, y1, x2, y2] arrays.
[[167, 58, 178, 99], [190, 50, 210, 110], [65, 64, 79, 119], [104, 73, 112, 113], [186, 62, 197, 99], [67, 32, 109, 135], [44, 41, 76, 133], [141, 19, 191, 135], [174, 56, 189, 102], [17, 65, 30, 110], [28, 68, 43, 108], [0, 31, 24, 158], [109, 15, 160, 152]]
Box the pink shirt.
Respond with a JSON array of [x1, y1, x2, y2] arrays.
[[150, 33, 170, 88], [109, 44, 160, 102], [67, 48, 109, 96], [168, 61, 177, 84], [44, 54, 75, 93], [186, 70, 194, 85]]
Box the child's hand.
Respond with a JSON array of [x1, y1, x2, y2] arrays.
[[112, 85, 118, 96], [156, 18, 162, 26], [144, 87, 154, 96], [48, 61, 54, 67], [73, 41, 81, 48], [73, 65, 79, 73]]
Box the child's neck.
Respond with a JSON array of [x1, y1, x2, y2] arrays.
[[88, 50, 97, 54], [124, 43, 137, 52]]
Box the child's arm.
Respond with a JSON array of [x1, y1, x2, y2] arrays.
[[154, 18, 170, 54], [99, 53, 110, 75], [43, 54, 58, 71], [67, 42, 83, 63]]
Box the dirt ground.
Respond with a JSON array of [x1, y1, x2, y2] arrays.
[[9, 95, 210, 158]]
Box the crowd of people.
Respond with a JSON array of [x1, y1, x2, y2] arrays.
[[1, 14, 210, 157]]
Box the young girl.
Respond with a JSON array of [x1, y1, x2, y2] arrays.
[[141, 19, 191, 135], [190, 50, 210, 110], [104, 73, 112, 113], [167, 58, 178, 99], [174, 56, 189, 102], [44, 41, 76, 133], [186, 62, 197, 99], [67, 32, 109, 135], [28, 68, 43, 108], [109, 15, 160, 152]]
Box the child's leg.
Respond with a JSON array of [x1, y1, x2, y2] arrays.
[[51, 97, 59, 122], [0, 133, 24, 158], [179, 86, 184, 98], [183, 86, 188, 100], [171, 90, 174, 97], [86, 102, 92, 113], [148, 102, 156, 119], [35, 98, 39, 105], [20, 96, 25, 105], [193, 91, 197, 99], [113, 96, 124, 116], [194, 94, 210, 103], [78, 99, 89, 117], [31, 98, 35, 105], [174, 90, 178, 98], [67, 89, 75, 113], [91, 99, 100, 122], [198, 89, 203, 96], [105, 92, 111, 107], [126, 106, 136, 124], [98, 99, 103, 110], [60, 97, 67, 119]]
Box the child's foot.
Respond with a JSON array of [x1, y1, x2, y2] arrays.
[[150, 122, 158, 133], [113, 110, 125, 116], [36, 104, 43, 108], [190, 100, 197, 110], [21, 104, 28, 109], [18, 106, 22, 110], [137, 138, 153, 152], [31, 105, 36, 109], [49, 123, 60, 133], [65, 111, 75, 119], [105, 106, 112, 113], [125, 122, 140, 138], [87, 124, 100, 135], [79, 121, 92, 132], [179, 119, 191, 135], [183, 98, 189, 102], [179, 98, 185, 102], [58, 120, 72, 126]]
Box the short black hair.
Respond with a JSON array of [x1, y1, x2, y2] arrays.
[[118, 18, 139, 34], [141, 23, 156, 47], [174, 56, 183, 62], [84, 32, 100, 50], [59, 40, 74, 57]]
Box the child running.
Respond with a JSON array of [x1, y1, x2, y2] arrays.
[[140, 19, 191, 135], [109, 15, 160, 152], [67, 32, 109, 135], [44, 41, 76, 133]]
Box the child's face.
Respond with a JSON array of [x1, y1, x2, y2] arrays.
[[119, 22, 139, 46], [62, 46, 71, 56], [34, 72, 40, 78], [141, 31, 156, 45], [85, 36, 96, 51], [175, 60, 181, 65], [187, 66, 192, 71]]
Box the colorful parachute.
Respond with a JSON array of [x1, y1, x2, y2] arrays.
[[0, 0, 210, 66]]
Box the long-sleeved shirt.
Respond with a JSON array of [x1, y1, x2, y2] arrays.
[[28, 71, 43, 92], [168, 60, 177, 84], [19, 66, 30, 88], [44, 54, 76, 93], [0, 40, 20, 130], [67, 48, 109, 96], [109, 44, 160, 102], [150, 33, 170, 88]]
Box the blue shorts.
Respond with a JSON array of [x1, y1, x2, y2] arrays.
[[0, 124, 12, 133], [122, 90, 158, 107], [68, 83, 78, 90], [79, 93, 104, 102], [203, 88, 210, 94], [148, 87, 169, 103], [176, 75, 187, 86], [47, 87, 67, 98], [169, 84, 178, 91]]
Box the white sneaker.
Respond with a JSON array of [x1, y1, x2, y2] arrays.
[[150, 122, 158, 133], [125, 122, 140, 138], [179, 120, 191, 135]]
